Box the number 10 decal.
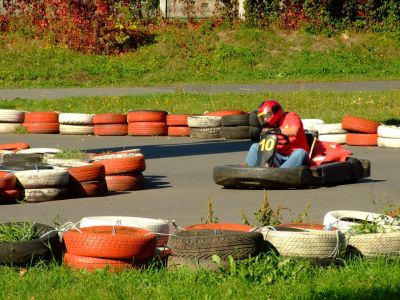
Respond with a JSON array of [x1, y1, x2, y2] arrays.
[[259, 138, 276, 151]]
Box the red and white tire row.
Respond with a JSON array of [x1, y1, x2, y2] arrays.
[[67, 164, 108, 198], [0, 172, 21, 204], [342, 115, 381, 146], [93, 113, 128, 136], [59, 113, 94, 135], [0, 109, 25, 134], [92, 154, 146, 192], [127, 110, 167, 136], [23, 111, 59, 134]]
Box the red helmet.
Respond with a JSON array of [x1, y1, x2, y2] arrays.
[[257, 100, 284, 127]]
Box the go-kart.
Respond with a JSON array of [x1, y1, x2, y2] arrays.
[[213, 131, 371, 189]]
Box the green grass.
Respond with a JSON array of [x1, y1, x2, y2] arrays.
[[0, 256, 398, 299], [1, 90, 399, 124], [1, 25, 400, 88]]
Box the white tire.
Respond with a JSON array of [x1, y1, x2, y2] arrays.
[[0, 123, 23, 134], [314, 123, 346, 135], [187, 116, 221, 128], [258, 226, 346, 260], [301, 119, 325, 131], [58, 113, 94, 125], [377, 137, 400, 148], [79, 216, 170, 247], [23, 188, 68, 203], [17, 148, 63, 154], [347, 232, 400, 257], [318, 134, 347, 144], [15, 169, 69, 188], [0, 109, 25, 123], [89, 149, 142, 161], [44, 157, 91, 168], [323, 210, 400, 232], [377, 124, 400, 138], [59, 124, 94, 135]]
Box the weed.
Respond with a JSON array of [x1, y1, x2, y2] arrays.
[[14, 126, 27, 134], [201, 194, 219, 224], [254, 190, 282, 226], [52, 149, 89, 160], [294, 200, 312, 223], [0, 222, 38, 242]]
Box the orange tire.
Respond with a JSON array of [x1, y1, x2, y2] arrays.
[[128, 122, 167, 136], [63, 226, 157, 260], [68, 164, 105, 183], [23, 122, 59, 134], [342, 115, 380, 134], [105, 173, 145, 191], [205, 110, 245, 117], [0, 142, 30, 151], [167, 126, 190, 136], [68, 181, 108, 198], [127, 110, 167, 123], [63, 253, 132, 272], [346, 133, 378, 146], [166, 114, 193, 126], [277, 222, 338, 231], [93, 113, 127, 125], [94, 124, 128, 136], [92, 155, 145, 175], [0, 172, 16, 190], [24, 112, 59, 123], [185, 223, 255, 232], [0, 189, 22, 204]]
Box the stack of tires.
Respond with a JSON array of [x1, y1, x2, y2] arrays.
[[93, 113, 128, 136], [0, 109, 25, 134], [92, 154, 146, 192], [0, 171, 21, 204], [313, 123, 348, 144], [188, 116, 221, 139], [67, 164, 108, 198], [166, 114, 193, 137], [342, 115, 380, 146], [249, 110, 262, 142], [63, 226, 157, 271], [0, 142, 30, 153], [377, 125, 400, 148], [128, 110, 167, 136], [220, 113, 250, 140], [59, 113, 94, 135], [301, 119, 325, 132], [168, 223, 264, 270], [14, 169, 69, 203], [23, 111, 59, 134]]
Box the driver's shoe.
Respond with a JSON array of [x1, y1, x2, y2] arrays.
[[240, 162, 249, 167], [263, 162, 270, 168]]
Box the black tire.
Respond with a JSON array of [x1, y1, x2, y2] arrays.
[[221, 114, 249, 126], [1, 154, 44, 164], [249, 111, 261, 127], [249, 126, 262, 142], [0, 222, 61, 265], [0, 162, 53, 172], [213, 165, 323, 189], [220, 126, 250, 139], [169, 230, 264, 260]]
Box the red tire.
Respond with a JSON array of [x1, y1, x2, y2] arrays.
[[342, 115, 380, 134], [105, 173, 145, 191], [68, 181, 108, 198], [0, 189, 21, 204], [92, 155, 146, 175], [94, 124, 128, 136], [127, 110, 167, 123], [63, 226, 157, 260], [0, 142, 30, 151], [346, 133, 378, 146], [184, 223, 255, 232], [128, 122, 167, 136], [23, 122, 59, 134], [93, 113, 127, 125], [24, 112, 59, 123], [68, 164, 105, 183], [166, 114, 193, 126], [167, 126, 190, 136], [277, 222, 338, 231], [0, 172, 16, 190], [205, 110, 245, 117], [63, 253, 132, 272]]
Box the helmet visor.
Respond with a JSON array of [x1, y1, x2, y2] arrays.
[[257, 111, 273, 126]]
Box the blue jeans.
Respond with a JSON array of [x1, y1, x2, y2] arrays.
[[245, 143, 309, 168]]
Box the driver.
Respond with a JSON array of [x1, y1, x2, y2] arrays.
[[242, 100, 310, 168]]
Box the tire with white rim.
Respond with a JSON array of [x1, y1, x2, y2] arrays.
[[58, 113, 94, 125], [377, 124, 400, 138], [0, 109, 25, 123], [187, 116, 221, 128], [79, 216, 170, 247], [323, 210, 400, 232], [59, 124, 94, 135], [347, 232, 400, 257], [377, 137, 400, 148], [314, 123, 347, 135], [318, 134, 347, 144], [0, 123, 23, 134], [23, 188, 68, 203], [44, 157, 91, 168], [301, 119, 325, 131], [17, 148, 63, 154], [89, 149, 142, 161], [15, 169, 69, 188]]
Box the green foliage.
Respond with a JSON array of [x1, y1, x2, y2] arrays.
[[201, 195, 219, 224], [52, 149, 89, 160], [0, 222, 38, 242]]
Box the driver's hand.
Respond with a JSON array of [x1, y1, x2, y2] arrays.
[[262, 127, 281, 134]]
